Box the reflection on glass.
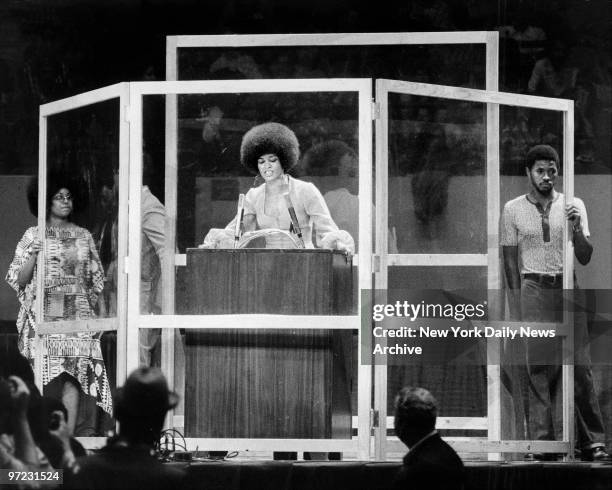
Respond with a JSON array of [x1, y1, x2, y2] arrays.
[[388, 94, 486, 254], [303, 140, 362, 251], [388, 266, 487, 292], [388, 372, 486, 436], [386, 266, 487, 440], [178, 45, 485, 89], [500, 106, 564, 175]]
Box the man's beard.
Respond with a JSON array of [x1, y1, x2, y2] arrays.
[[536, 184, 553, 196]]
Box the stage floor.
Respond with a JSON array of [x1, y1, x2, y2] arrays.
[[178, 459, 612, 490]]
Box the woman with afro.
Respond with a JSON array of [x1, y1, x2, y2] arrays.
[[6, 174, 112, 435], [201, 122, 354, 251]]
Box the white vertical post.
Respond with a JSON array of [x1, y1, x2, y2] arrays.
[[562, 103, 575, 459], [358, 80, 374, 461], [126, 84, 143, 376], [373, 82, 390, 461], [35, 112, 48, 393], [162, 36, 179, 428], [116, 84, 131, 388], [485, 31, 503, 461]]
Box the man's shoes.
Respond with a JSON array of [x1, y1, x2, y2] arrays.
[[581, 447, 612, 462], [525, 447, 612, 462]]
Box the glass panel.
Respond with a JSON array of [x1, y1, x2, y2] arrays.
[[138, 95, 166, 318], [179, 45, 486, 89], [498, 106, 569, 447], [39, 99, 119, 435], [141, 91, 361, 315], [500, 106, 564, 176], [387, 364, 487, 422], [384, 268, 488, 443], [388, 266, 487, 290], [143, 327, 357, 442], [384, 100, 573, 455], [45, 100, 120, 320], [382, 87, 490, 450], [386, 93, 487, 254]]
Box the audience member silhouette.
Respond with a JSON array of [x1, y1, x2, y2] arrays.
[[393, 386, 465, 490], [65, 367, 185, 490], [1, 375, 53, 473]]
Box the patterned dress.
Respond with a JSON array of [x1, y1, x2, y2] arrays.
[[6, 225, 112, 415]]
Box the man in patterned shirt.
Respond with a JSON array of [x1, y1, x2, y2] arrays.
[[501, 144, 609, 461]]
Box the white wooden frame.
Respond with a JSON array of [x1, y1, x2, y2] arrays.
[[375, 79, 575, 459], [37, 84, 130, 446], [33, 31, 577, 458], [127, 78, 373, 457], [166, 30, 500, 461], [167, 31, 497, 50]]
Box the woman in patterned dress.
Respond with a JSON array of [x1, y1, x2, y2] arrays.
[[6, 176, 112, 435]]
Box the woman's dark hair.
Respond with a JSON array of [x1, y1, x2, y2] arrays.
[[240, 122, 300, 174], [26, 173, 86, 218]]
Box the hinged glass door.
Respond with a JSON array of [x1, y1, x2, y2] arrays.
[[373, 78, 575, 460]]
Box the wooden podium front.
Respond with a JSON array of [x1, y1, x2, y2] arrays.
[[182, 249, 354, 439]]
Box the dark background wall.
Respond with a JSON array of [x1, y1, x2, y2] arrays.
[[0, 0, 610, 175]]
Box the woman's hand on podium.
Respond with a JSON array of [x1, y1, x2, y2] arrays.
[[198, 228, 235, 249], [320, 230, 355, 255]]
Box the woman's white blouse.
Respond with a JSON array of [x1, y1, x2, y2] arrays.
[[225, 176, 339, 248]]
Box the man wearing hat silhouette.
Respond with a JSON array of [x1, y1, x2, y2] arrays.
[[65, 367, 185, 489]]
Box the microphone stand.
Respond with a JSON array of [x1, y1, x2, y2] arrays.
[[282, 178, 305, 248], [233, 193, 245, 248]]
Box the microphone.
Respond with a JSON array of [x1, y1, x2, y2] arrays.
[[233, 193, 245, 248], [282, 191, 305, 248]]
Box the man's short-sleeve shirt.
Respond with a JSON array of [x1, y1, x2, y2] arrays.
[[500, 193, 589, 274]]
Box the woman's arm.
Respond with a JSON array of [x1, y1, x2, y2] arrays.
[[199, 190, 258, 248], [224, 213, 257, 235], [224, 189, 258, 234], [17, 235, 42, 287], [6, 228, 39, 292], [86, 231, 105, 308]]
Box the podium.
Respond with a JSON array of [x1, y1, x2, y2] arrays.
[[182, 248, 354, 439]]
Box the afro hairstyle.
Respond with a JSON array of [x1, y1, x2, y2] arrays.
[[525, 144, 560, 171], [26, 172, 85, 218], [240, 122, 300, 174], [301, 140, 357, 176]]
